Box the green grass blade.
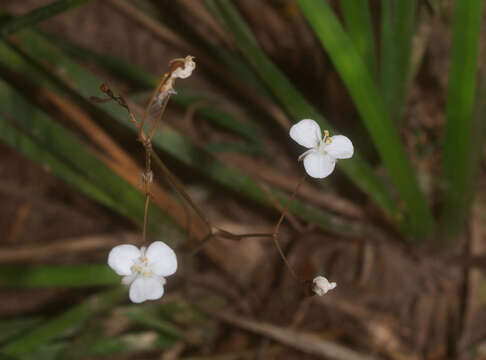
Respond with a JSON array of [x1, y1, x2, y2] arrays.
[[123, 308, 184, 339], [440, 0, 484, 239], [0, 318, 42, 344], [1, 288, 124, 356], [297, 0, 434, 238], [66, 331, 174, 358], [0, 0, 92, 37], [340, 0, 377, 79], [206, 0, 402, 225], [0, 112, 116, 212], [380, 0, 416, 123], [0, 265, 118, 288]]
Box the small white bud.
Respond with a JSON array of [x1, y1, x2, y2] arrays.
[[312, 276, 336, 296]]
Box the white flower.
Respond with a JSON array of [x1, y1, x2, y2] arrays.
[[108, 241, 177, 303], [289, 119, 354, 178], [312, 276, 336, 296], [171, 56, 196, 79]]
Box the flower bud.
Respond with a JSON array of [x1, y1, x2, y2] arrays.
[[312, 276, 336, 296]]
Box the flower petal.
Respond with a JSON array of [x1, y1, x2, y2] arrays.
[[146, 241, 178, 277], [129, 276, 164, 303], [289, 119, 322, 149], [326, 135, 354, 159], [303, 152, 336, 179], [108, 244, 141, 276]]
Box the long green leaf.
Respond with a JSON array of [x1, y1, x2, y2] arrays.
[[0, 30, 380, 238], [1, 288, 124, 356], [297, 0, 434, 238], [0, 0, 92, 37], [340, 0, 377, 79], [0, 265, 118, 288], [440, 0, 484, 239], [206, 0, 402, 226], [380, 0, 416, 123], [0, 318, 42, 344], [0, 112, 116, 212]]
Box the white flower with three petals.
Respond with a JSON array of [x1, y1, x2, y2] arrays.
[[289, 119, 354, 178], [108, 241, 177, 303]]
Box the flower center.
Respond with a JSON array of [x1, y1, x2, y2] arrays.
[[317, 130, 332, 153], [131, 252, 153, 277]]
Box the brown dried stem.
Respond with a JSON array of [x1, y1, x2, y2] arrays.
[[271, 175, 305, 281], [96, 76, 303, 280]]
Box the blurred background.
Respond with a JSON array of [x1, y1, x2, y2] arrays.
[[1, 0, 486, 359]]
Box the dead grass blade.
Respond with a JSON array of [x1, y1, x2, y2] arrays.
[[0, 232, 138, 263], [213, 311, 376, 360], [218, 153, 365, 219]]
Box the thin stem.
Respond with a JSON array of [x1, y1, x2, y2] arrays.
[[140, 79, 163, 137], [149, 94, 170, 140], [151, 149, 212, 232], [142, 194, 150, 242], [213, 227, 272, 240], [98, 83, 300, 252], [271, 175, 305, 281]]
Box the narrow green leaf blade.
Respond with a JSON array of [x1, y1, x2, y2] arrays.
[[0, 0, 92, 37], [341, 0, 377, 79], [0, 265, 118, 288], [1, 288, 124, 356], [441, 0, 484, 238], [380, 0, 416, 123]]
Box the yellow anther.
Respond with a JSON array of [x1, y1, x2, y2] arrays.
[[141, 257, 148, 263], [143, 271, 152, 277], [324, 130, 330, 138], [134, 265, 141, 273], [325, 137, 332, 144]]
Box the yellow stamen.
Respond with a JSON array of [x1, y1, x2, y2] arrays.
[[323, 130, 332, 144]]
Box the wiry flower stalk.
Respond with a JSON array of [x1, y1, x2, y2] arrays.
[[97, 57, 345, 302]]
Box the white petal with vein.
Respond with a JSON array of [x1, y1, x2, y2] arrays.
[[326, 135, 354, 159], [108, 245, 141, 276], [289, 119, 322, 149], [303, 152, 336, 179], [146, 241, 178, 277], [129, 276, 164, 303]]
